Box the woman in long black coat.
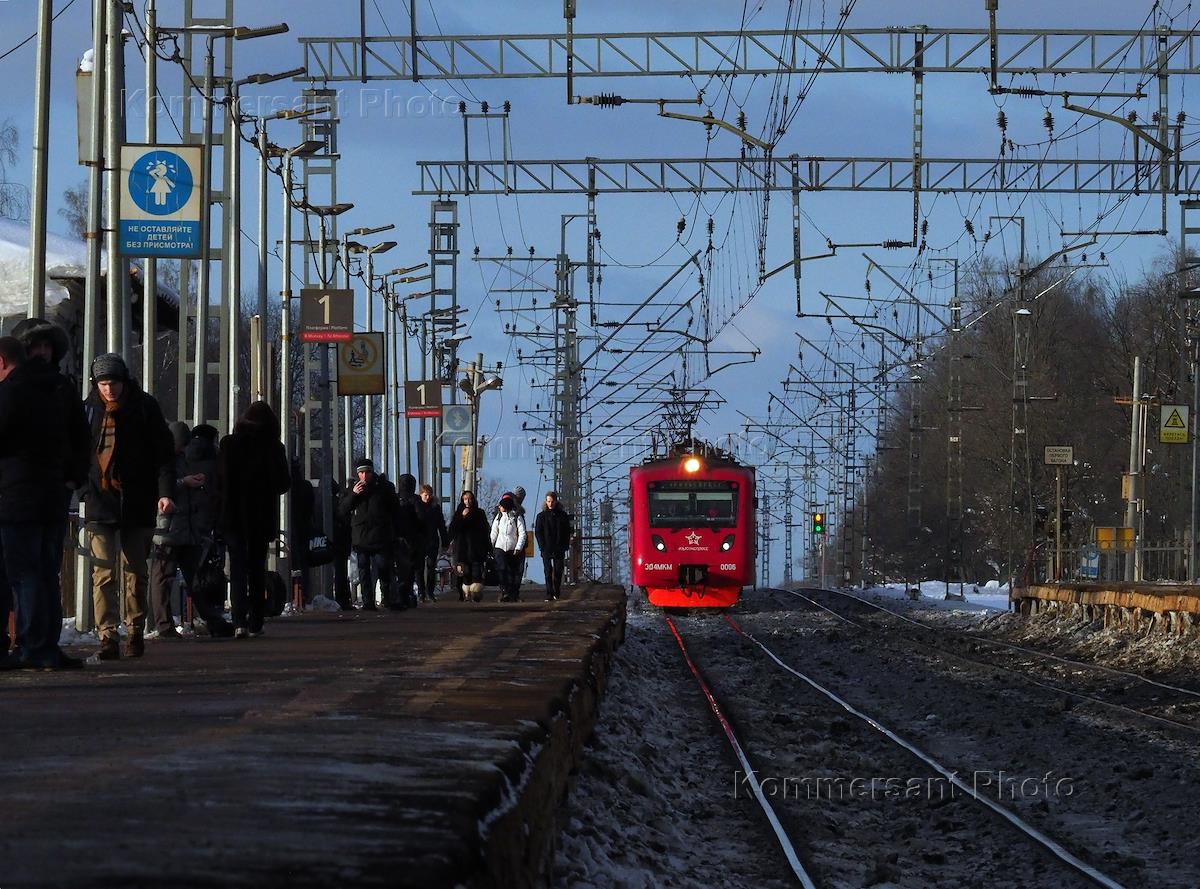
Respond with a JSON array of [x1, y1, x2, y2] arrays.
[[447, 490, 490, 601], [218, 401, 290, 636]]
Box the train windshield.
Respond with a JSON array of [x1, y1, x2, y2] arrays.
[[647, 480, 738, 528]]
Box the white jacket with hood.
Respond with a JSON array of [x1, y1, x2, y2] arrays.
[[490, 509, 527, 553]]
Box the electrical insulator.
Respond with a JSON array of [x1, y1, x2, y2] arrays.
[[737, 110, 747, 131], [698, 272, 704, 287], [1127, 110, 1138, 123], [864, 278, 871, 294], [964, 218, 975, 238], [593, 93, 625, 108], [1179, 111, 1188, 125], [481, 101, 489, 113], [506, 245, 513, 255], [503, 100, 511, 114], [707, 217, 715, 235], [458, 101, 466, 114], [593, 228, 602, 240], [1152, 111, 1161, 125], [677, 217, 686, 236], [996, 110, 1007, 133], [921, 219, 928, 238], [1043, 110, 1054, 134], [473, 245, 480, 256], [529, 245, 536, 255]]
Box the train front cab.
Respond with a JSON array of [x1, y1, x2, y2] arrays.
[[630, 461, 755, 608]]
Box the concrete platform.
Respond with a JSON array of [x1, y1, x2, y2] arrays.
[[1, 584, 627, 889], [1014, 582, 1200, 634]]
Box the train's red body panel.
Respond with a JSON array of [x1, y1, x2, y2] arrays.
[[629, 452, 756, 607]]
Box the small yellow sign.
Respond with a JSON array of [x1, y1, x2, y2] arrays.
[[336, 333, 385, 396], [1160, 404, 1189, 444]]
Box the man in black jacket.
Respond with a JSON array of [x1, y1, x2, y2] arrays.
[[338, 459, 398, 610], [0, 335, 89, 669], [414, 483, 447, 602], [83, 353, 175, 660], [534, 491, 572, 602]]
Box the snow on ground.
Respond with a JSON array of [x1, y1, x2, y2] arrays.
[[858, 579, 1011, 615], [552, 600, 792, 889]]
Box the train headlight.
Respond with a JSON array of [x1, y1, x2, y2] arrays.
[[720, 534, 735, 551], [682, 456, 702, 473], [652, 534, 667, 552]]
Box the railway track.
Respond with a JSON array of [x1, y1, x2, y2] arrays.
[[780, 586, 1200, 737], [665, 608, 1124, 889]]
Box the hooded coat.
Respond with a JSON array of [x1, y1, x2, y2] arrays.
[[83, 379, 175, 527], [153, 425, 221, 546], [0, 363, 88, 523], [218, 402, 290, 544], [448, 500, 490, 567], [393, 473, 423, 552]]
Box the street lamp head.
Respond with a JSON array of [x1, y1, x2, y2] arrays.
[[368, 241, 398, 255], [234, 23, 289, 40], [271, 106, 331, 122], [241, 67, 305, 86], [458, 377, 475, 397], [477, 375, 503, 393], [286, 139, 325, 158], [350, 224, 396, 237], [1014, 306, 1032, 316]]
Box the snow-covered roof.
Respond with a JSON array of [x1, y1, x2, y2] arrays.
[[0, 217, 180, 319], [0, 217, 94, 315]]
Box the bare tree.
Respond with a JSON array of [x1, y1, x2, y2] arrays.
[[0, 118, 29, 221], [59, 179, 87, 238]]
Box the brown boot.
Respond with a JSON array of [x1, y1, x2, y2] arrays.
[[96, 636, 121, 661], [127, 629, 145, 658]]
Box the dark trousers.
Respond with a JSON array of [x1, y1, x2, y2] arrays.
[[415, 547, 439, 600], [150, 543, 231, 631], [543, 553, 565, 600], [0, 521, 67, 666], [228, 535, 268, 632], [356, 549, 392, 608], [333, 551, 352, 609], [494, 549, 522, 600]]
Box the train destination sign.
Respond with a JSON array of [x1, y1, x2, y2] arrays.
[[299, 288, 354, 342], [119, 144, 204, 257]]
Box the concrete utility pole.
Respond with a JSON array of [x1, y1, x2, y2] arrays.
[[28, 0, 53, 319], [1125, 356, 1144, 582], [142, 0, 157, 392], [104, 0, 126, 358]]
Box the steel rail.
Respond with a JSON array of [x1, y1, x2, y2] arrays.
[[664, 615, 816, 889], [724, 610, 1126, 889], [809, 585, 1200, 703], [777, 588, 1200, 736]]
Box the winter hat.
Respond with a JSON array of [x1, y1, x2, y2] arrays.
[[11, 317, 69, 366], [356, 458, 375, 474], [499, 495, 515, 511], [513, 486, 526, 503], [191, 423, 219, 443], [91, 352, 129, 383], [168, 421, 191, 451]]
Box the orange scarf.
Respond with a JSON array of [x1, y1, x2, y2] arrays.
[[96, 399, 122, 492]]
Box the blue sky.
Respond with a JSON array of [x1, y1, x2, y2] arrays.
[[0, 1, 1191, 580]]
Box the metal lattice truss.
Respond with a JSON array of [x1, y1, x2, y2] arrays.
[[414, 155, 1200, 196], [300, 28, 1200, 82]]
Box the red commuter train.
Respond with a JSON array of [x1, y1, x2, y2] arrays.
[[629, 447, 757, 607]]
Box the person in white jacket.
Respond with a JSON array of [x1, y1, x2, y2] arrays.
[[490, 494, 527, 601]]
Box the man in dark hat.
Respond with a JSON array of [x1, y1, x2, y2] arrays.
[[338, 458, 399, 610], [83, 352, 175, 660], [0, 335, 87, 669]]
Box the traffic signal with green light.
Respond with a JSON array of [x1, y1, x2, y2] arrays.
[[812, 512, 825, 535]]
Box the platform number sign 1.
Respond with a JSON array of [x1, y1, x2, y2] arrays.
[[299, 288, 354, 342], [405, 380, 443, 418]]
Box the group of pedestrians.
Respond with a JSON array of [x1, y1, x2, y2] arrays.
[[0, 318, 290, 669], [0, 318, 578, 671]]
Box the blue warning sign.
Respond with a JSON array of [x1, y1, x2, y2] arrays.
[[119, 144, 204, 258]]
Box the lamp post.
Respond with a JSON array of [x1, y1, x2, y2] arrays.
[[458, 354, 502, 492], [361, 238, 396, 467]]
